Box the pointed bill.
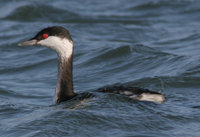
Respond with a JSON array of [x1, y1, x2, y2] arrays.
[[18, 39, 37, 46]]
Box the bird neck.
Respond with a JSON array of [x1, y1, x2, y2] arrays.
[[54, 48, 76, 103]]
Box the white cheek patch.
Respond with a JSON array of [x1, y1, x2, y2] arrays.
[[38, 36, 73, 59]]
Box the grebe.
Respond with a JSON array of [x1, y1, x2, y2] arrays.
[[18, 26, 165, 104]]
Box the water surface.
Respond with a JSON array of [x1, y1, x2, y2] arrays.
[[0, 0, 200, 136]]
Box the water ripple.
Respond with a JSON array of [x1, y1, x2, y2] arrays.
[[0, 0, 200, 136], [3, 4, 79, 22]]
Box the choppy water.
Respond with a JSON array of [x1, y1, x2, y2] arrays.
[[0, 0, 200, 136]]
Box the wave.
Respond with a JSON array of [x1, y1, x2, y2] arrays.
[[3, 4, 80, 22]]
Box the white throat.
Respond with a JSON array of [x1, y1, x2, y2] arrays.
[[38, 36, 73, 59], [37, 36, 75, 103]]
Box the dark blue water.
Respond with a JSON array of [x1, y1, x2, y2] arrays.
[[0, 0, 200, 136]]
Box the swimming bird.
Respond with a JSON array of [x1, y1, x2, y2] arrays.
[[18, 26, 165, 104]]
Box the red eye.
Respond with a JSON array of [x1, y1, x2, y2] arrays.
[[42, 34, 48, 39]]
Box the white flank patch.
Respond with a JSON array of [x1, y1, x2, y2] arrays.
[[38, 36, 73, 59], [123, 91, 133, 96], [139, 93, 165, 104]]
